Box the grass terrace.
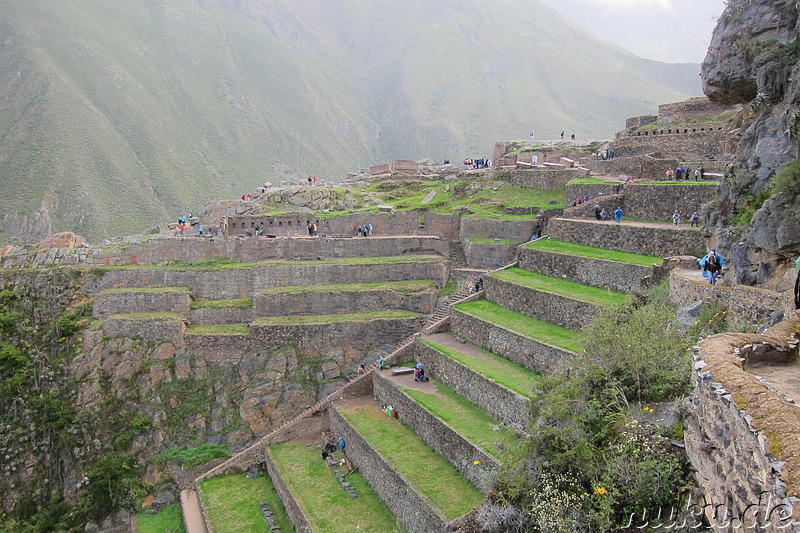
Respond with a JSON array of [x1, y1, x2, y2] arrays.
[[199, 472, 294, 533], [524, 239, 662, 266], [258, 280, 437, 297], [252, 310, 422, 326], [399, 379, 522, 458], [490, 268, 628, 306], [420, 335, 540, 399], [185, 324, 249, 335], [190, 298, 253, 310], [268, 442, 401, 532], [567, 177, 609, 184], [137, 503, 186, 533], [338, 402, 484, 520], [454, 300, 583, 353]]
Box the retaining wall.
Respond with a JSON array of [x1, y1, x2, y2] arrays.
[[450, 307, 575, 376], [263, 449, 314, 533], [372, 372, 499, 493], [547, 218, 706, 257], [485, 276, 597, 331], [518, 244, 661, 293], [89, 259, 449, 300], [459, 217, 538, 242], [252, 287, 437, 317], [623, 183, 718, 222], [463, 241, 519, 270], [93, 289, 191, 319], [415, 340, 530, 430], [188, 307, 254, 325], [102, 315, 185, 345], [328, 407, 450, 533]]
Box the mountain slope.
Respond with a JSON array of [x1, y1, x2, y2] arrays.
[[0, 0, 701, 241]]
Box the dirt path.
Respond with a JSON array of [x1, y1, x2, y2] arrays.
[[745, 358, 800, 404], [557, 216, 702, 231], [180, 489, 207, 533]]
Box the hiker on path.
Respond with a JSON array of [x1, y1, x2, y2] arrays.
[[614, 207, 623, 223], [690, 212, 699, 227], [699, 248, 725, 286], [600, 208, 607, 221], [594, 205, 602, 221], [672, 211, 681, 225], [560, 131, 565, 139]]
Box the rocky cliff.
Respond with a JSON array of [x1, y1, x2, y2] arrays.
[[702, 0, 800, 290]]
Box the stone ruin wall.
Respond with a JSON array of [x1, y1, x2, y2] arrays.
[[585, 155, 728, 180], [624, 183, 719, 222], [92, 290, 191, 319], [462, 241, 519, 270], [612, 126, 735, 160], [501, 168, 589, 190], [657, 97, 739, 124]]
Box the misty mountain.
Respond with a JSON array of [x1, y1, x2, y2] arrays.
[[0, 0, 701, 241]]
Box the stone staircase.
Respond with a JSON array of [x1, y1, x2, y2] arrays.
[[448, 239, 469, 269]]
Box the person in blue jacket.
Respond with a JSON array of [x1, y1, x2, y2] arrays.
[[699, 248, 726, 285]]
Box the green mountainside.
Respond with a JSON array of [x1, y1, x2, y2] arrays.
[[0, 0, 700, 241]]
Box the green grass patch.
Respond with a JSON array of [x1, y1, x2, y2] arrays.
[[199, 472, 294, 533], [438, 280, 458, 297], [252, 310, 421, 326], [523, 239, 662, 266], [137, 503, 186, 533], [268, 442, 401, 532], [420, 336, 540, 398], [185, 324, 249, 335], [400, 380, 522, 457], [468, 238, 518, 245], [258, 280, 436, 297], [454, 300, 583, 353], [491, 268, 627, 306], [168, 257, 236, 268], [101, 286, 191, 294], [338, 403, 483, 520], [189, 298, 253, 310], [108, 312, 184, 320], [155, 443, 231, 469], [566, 177, 608, 184]]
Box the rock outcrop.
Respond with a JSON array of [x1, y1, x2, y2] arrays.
[[701, 0, 800, 288]]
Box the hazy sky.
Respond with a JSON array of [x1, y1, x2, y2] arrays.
[[539, 0, 726, 64]]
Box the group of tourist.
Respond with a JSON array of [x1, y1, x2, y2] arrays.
[[672, 211, 700, 227], [666, 165, 705, 181], [590, 205, 624, 223], [307, 176, 319, 186], [464, 157, 491, 169], [597, 148, 615, 160], [353, 224, 373, 237], [307, 222, 318, 236]]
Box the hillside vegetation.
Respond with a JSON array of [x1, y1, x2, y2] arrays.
[[0, 0, 700, 242]]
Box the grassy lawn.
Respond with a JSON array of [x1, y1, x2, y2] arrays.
[[252, 310, 421, 326], [454, 300, 583, 353], [185, 324, 249, 335], [420, 336, 540, 399], [137, 503, 185, 533], [101, 286, 191, 294], [258, 280, 436, 297], [268, 442, 402, 532], [338, 403, 483, 520], [567, 177, 609, 184], [490, 268, 627, 306], [523, 239, 662, 266], [190, 298, 253, 310], [199, 472, 294, 533], [400, 380, 522, 458]]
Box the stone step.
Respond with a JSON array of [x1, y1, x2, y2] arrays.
[[517, 239, 663, 293], [416, 333, 538, 430], [450, 301, 580, 376], [485, 268, 626, 330], [547, 216, 705, 257]]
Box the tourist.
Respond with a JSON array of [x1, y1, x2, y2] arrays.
[[600, 208, 607, 221], [379, 355, 385, 370], [614, 207, 623, 223], [367, 223, 373, 236], [560, 130, 564, 139], [179, 223, 186, 236], [198, 224, 204, 235], [694, 169, 701, 181], [308, 176, 312, 185], [312, 223, 318, 237], [353, 224, 357, 236], [666, 169, 674, 180], [672, 211, 681, 225], [594, 205, 602, 220], [699, 248, 725, 286], [571, 133, 575, 140], [690, 212, 699, 227], [339, 437, 346, 455], [357, 363, 365, 375], [700, 167, 706, 180]]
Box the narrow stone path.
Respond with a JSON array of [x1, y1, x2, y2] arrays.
[[557, 216, 703, 230], [180, 489, 207, 533]]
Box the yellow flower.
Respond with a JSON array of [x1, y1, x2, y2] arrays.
[[473, 460, 480, 465], [596, 487, 607, 495]]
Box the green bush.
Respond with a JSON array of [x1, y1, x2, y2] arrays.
[[156, 444, 231, 469], [771, 159, 800, 204]]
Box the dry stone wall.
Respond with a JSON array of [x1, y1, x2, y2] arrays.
[[328, 407, 450, 533], [623, 183, 719, 222], [263, 449, 314, 533], [501, 168, 589, 189], [92, 289, 191, 319], [518, 245, 661, 293], [416, 341, 529, 430], [485, 276, 596, 331], [89, 260, 449, 300], [547, 218, 705, 257], [459, 217, 538, 242], [102, 315, 185, 344], [372, 372, 499, 493], [187, 307, 254, 325], [463, 241, 519, 270], [450, 307, 574, 376], [253, 287, 436, 317]]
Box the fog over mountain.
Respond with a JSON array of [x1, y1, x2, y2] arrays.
[[0, 0, 703, 241]]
